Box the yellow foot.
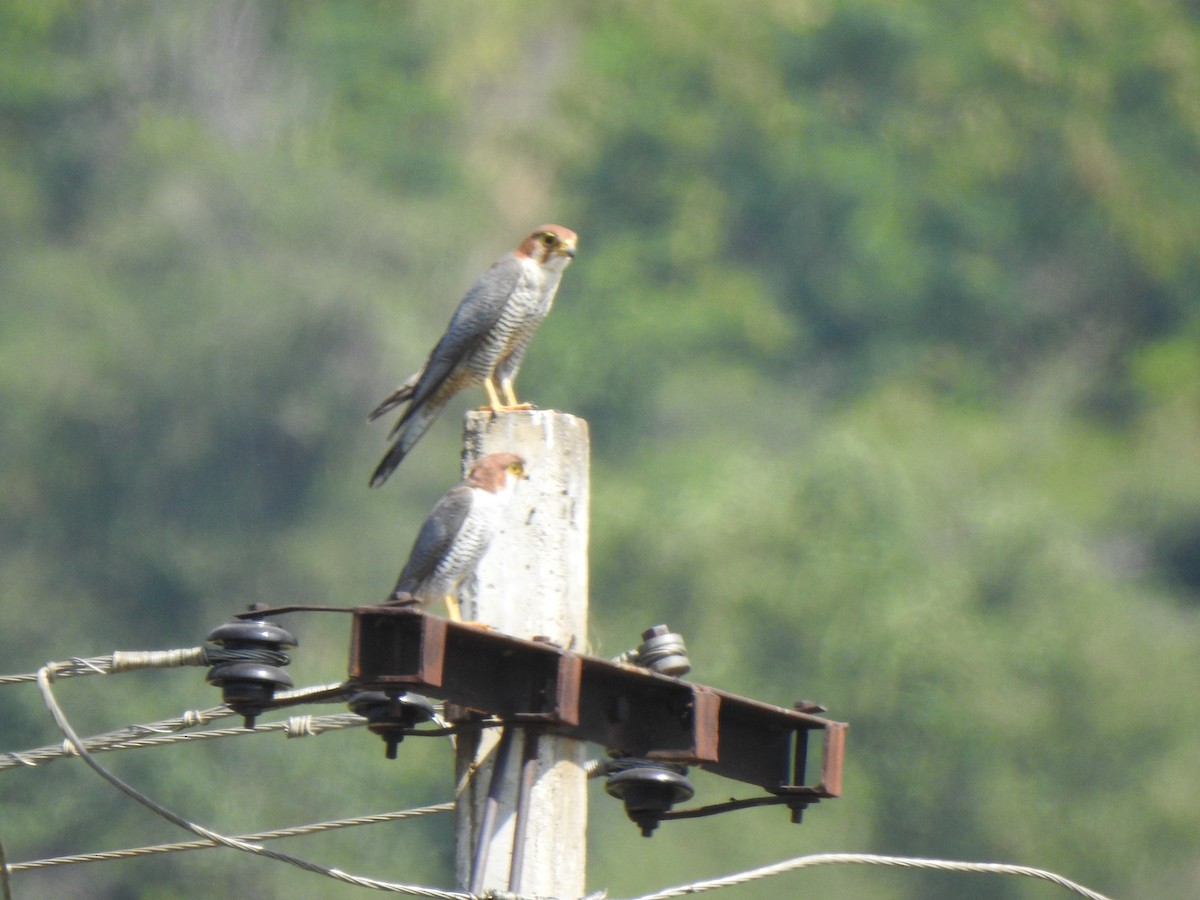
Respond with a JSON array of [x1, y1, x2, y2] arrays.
[[475, 403, 534, 412], [456, 620, 495, 630]]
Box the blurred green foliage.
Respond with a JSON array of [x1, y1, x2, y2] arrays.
[[1, 2, 1199, 898]]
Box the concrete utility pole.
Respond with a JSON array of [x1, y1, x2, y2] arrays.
[[454, 409, 589, 898]]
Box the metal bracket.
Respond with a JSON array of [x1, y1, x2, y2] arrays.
[[349, 606, 844, 799]]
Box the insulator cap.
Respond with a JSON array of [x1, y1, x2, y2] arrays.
[[206, 662, 294, 729], [348, 691, 436, 759], [206, 620, 297, 650], [636, 625, 691, 677], [605, 763, 695, 837]]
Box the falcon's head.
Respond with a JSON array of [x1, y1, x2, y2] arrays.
[[466, 452, 528, 495], [517, 225, 577, 268]]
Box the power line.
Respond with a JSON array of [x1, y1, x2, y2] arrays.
[[1, 677, 378, 771], [0, 646, 308, 688], [31, 661, 479, 898], [1, 711, 369, 770], [1, 656, 114, 685], [0, 650, 208, 685], [8, 803, 454, 872], [618, 852, 1116, 900], [2, 701, 233, 769]]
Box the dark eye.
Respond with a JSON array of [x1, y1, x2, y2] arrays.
[[540, 232, 557, 246]]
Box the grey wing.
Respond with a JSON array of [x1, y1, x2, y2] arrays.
[[403, 256, 525, 414], [394, 486, 474, 593]]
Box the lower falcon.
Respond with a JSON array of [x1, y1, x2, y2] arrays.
[[386, 452, 527, 622]]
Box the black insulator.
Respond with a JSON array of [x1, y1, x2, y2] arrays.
[[635, 625, 691, 677], [349, 691, 436, 759], [605, 763, 695, 837], [204, 614, 298, 727], [206, 662, 294, 729], [206, 619, 297, 653]]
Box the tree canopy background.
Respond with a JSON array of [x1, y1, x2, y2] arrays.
[[2, 2, 1198, 898]]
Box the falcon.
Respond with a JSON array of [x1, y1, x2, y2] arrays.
[[368, 224, 578, 487], [386, 452, 527, 622]]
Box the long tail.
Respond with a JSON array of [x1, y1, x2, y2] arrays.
[[368, 398, 446, 487], [366, 370, 421, 426]]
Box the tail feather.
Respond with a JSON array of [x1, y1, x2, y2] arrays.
[[369, 441, 407, 488], [366, 371, 421, 424], [368, 400, 445, 488]]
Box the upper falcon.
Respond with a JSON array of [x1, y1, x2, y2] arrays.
[[368, 225, 578, 487]]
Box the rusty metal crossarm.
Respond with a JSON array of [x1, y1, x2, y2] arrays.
[[348, 607, 846, 798]]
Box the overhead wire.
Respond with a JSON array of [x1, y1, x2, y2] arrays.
[[0, 648, 251, 686], [8, 803, 454, 872], [617, 852, 1116, 900], [0, 679, 378, 772], [1, 711, 370, 770], [0, 654, 131, 685], [31, 660, 479, 898]]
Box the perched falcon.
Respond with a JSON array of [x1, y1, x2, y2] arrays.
[[368, 224, 578, 487], [386, 452, 527, 622]]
